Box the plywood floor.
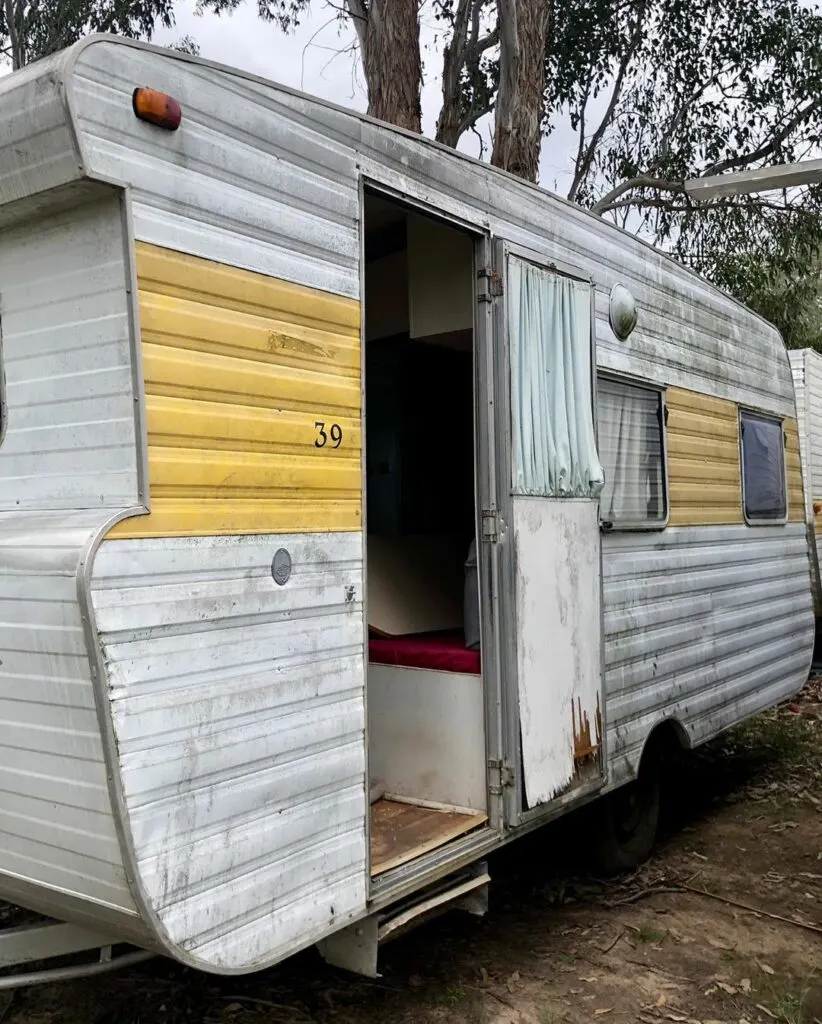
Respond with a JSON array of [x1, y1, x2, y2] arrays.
[[370, 798, 488, 877]]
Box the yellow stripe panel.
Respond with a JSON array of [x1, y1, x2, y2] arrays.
[[111, 244, 361, 538], [666, 388, 742, 526], [784, 419, 804, 523]]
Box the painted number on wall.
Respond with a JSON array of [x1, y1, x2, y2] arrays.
[[315, 422, 343, 449]]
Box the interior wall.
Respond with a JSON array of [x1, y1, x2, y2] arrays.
[[364, 198, 476, 545]]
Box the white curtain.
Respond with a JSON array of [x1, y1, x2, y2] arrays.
[[509, 257, 604, 497], [598, 378, 663, 522]]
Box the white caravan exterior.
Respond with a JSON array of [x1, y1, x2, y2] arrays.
[[0, 36, 814, 977]]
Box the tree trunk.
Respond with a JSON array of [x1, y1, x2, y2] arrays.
[[5, 0, 24, 69], [492, 0, 550, 182], [437, 0, 473, 147], [353, 0, 422, 134]]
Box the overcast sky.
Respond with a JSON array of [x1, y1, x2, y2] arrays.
[[152, 0, 581, 195]]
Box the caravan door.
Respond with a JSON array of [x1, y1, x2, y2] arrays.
[[493, 243, 606, 824]]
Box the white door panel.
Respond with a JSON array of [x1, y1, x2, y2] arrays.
[[513, 498, 602, 807]]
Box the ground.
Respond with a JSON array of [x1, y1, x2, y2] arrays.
[[3, 679, 821, 1024]]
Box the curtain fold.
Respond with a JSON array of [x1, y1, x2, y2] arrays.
[[509, 258, 604, 498]]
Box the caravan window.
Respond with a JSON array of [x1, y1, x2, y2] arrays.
[[740, 410, 786, 522], [597, 376, 667, 527]]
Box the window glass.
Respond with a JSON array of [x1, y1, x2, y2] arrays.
[[597, 377, 666, 526], [741, 411, 786, 521]]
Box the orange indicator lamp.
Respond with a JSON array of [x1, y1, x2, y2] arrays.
[[132, 88, 182, 130]]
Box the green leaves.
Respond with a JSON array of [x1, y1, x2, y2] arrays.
[[1, 0, 175, 68]]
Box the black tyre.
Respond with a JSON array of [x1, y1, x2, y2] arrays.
[[589, 756, 660, 875]]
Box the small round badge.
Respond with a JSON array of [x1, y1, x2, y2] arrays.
[[271, 548, 292, 586]]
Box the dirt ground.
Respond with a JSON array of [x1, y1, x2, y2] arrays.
[[3, 679, 821, 1024]]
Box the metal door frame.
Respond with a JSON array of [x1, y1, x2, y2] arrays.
[[358, 179, 507, 862]]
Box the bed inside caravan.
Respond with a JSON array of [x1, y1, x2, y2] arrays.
[[363, 192, 489, 878]]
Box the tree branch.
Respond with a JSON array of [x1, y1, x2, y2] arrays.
[[567, 0, 647, 203], [344, 0, 368, 53], [701, 95, 822, 178], [591, 175, 685, 215], [569, 73, 593, 201]]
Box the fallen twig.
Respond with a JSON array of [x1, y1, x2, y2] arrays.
[[680, 884, 822, 936], [600, 930, 626, 954], [623, 958, 694, 983], [605, 886, 685, 907], [219, 994, 315, 1020]]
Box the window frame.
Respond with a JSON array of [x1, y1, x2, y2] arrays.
[[738, 406, 788, 526], [596, 371, 669, 532]]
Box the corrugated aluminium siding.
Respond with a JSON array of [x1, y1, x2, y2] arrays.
[[0, 52, 81, 210], [110, 244, 361, 538], [0, 194, 139, 511], [789, 351, 809, 516], [69, 38, 796, 420], [90, 531, 367, 969], [791, 349, 822, 527], [806, 350, 822, 509], [603, 523, 813, 787], [0, 511, 136, 917]]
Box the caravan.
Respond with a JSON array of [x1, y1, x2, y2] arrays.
[[0, 36, 814, 977]]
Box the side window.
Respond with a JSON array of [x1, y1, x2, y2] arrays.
[[597, 376, 667, 528], [740, 410, 786, 522]]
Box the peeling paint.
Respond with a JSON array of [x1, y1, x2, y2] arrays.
[[572, 693, 602, 765]]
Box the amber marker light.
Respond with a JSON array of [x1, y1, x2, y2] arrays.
[[132, 88, 182, 130]]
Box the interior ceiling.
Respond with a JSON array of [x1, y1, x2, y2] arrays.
[[364, 194, 407, 263]]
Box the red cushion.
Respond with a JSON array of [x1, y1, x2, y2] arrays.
[[368, 631, 481, 675]]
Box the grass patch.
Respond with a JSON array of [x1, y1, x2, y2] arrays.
[[761, 974, 815, 1024], [539, 1007, 564, 1024], [441, 983, 467, 1007], [728, 713, 818, 770], [630, 923, 666, 944]]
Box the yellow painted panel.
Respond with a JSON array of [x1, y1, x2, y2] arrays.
[[142, 344, 360, 414], [111, 243, 362, 539], [139, 294, 360, 375], [146, 396, 361, 456], [136, 244, 361, 334], [115, 500, 361, 538], [666, 387, 742, 527], [784, 419, 804, 523]]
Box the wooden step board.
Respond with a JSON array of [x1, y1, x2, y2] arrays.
[[370, 799, 487, 877]]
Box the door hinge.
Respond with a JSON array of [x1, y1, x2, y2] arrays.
[[477, 267, 504, 303], [488, 759, 514, 795], [481, 508, 500, 543]]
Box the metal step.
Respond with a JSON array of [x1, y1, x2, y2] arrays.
[[317, 862, 490, 977]]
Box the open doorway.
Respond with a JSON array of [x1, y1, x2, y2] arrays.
[[363, 190, 489, 879]]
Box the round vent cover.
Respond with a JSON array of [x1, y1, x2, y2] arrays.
[[609, 284, 638, 340]]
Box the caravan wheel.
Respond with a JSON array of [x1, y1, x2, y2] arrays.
[[589, 757, 660, 875]]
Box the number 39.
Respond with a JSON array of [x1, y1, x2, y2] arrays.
[[315, 421, 343, 449]]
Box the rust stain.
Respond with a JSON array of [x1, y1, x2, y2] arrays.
[[572, 694, 601, 764]]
